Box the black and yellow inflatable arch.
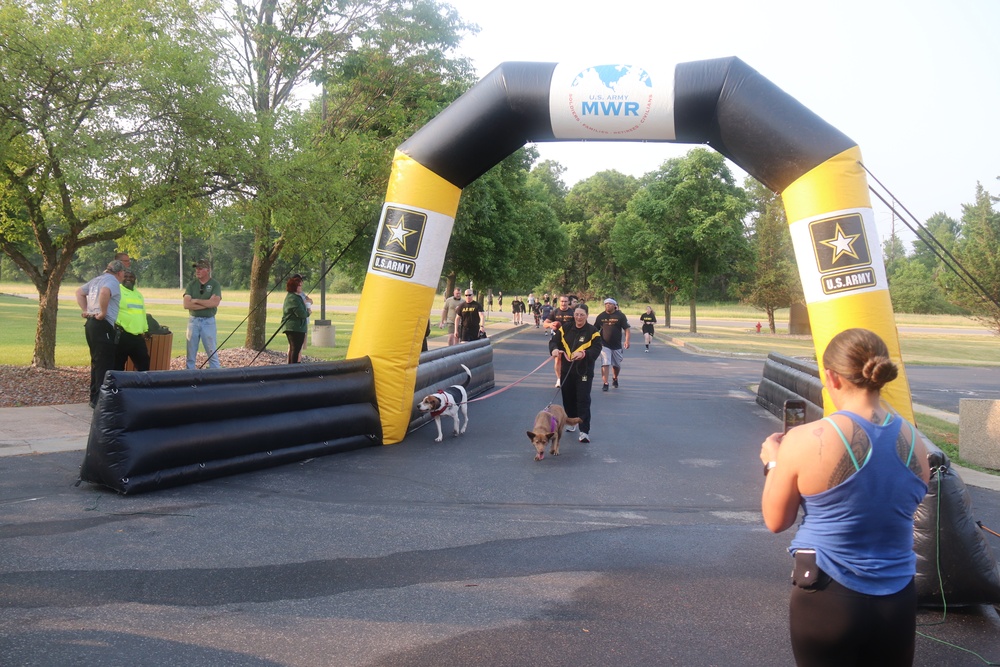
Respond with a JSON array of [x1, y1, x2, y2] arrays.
[[348, 58, 912, 443]]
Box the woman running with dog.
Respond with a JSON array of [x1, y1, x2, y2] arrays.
[[549, 306, 602, 444], [759, 328, 929, 666]]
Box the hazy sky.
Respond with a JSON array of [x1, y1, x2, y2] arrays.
[[440, 0, 999, 247]]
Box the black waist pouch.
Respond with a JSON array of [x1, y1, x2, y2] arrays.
[[792, 550, 832, 590]]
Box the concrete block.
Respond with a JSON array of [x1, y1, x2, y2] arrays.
[[959, 399, 1000, 470]]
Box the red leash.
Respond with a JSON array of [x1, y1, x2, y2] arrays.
[[466, 356, 553, 403]]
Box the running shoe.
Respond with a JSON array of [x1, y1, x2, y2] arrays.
[[612, 378, 619, 389], [602, 383, 609, 392], [578, 433, 590, 443]]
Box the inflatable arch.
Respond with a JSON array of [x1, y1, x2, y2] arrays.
[[347, 58, 913, 444]]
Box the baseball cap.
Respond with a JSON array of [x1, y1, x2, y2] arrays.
[[604, 298, 617, 306], [193, 259, 211, 269]]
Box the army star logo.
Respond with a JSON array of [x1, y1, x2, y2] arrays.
[[808, 213, 871, 274], [820, 223, 860, 263], [385, 220, 416, 250]]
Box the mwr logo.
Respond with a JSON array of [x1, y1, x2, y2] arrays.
[[373, 206, 426, 278], [809, 213, 872, 274], [567, 64, 653, 136]]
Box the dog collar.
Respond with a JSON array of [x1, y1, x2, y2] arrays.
[[431, 390, 451, 418]]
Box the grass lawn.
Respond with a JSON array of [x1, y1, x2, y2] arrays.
[[3, 285, 996, 473]]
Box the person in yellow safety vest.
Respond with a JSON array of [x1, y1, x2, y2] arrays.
[[114, 270, 151, 371]]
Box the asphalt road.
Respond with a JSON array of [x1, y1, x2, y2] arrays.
[[907, 365, 1000, 413], [1, 328, 998, 666]]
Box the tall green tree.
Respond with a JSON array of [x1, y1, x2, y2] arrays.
[[945, 183, 1000, 333], [613, 149, 748, 333], [911, 211, 959, 273], [443, 147, 565, 294], [736, 178, 802, 333], [220, 0, 475, 350], [561, 170, 638, 299], [0, 0, 235, 367]]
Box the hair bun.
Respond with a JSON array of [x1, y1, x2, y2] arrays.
[[862, 357, 898, 389]]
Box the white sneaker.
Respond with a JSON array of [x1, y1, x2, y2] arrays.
[[555, 379, 561, 388], [578, 433, 590, 443], [566, 424, 577, 432]]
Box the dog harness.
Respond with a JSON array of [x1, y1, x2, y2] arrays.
[[431, 388, 464, 418], [543, 409, 558, 433]]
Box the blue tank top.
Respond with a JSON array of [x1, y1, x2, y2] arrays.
[[789, 411, 927, 595]]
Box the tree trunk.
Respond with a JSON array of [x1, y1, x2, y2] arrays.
[[767, 307, 776, 334], [33, 283, 61, 369], [244, 212, 284, 351], [445, 271, 456, 295], [662, 289, 672, 328], [689, 257, 699, 333]]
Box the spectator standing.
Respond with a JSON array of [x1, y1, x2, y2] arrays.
[[75, 260, 126, 407], [455, 288, 485, 342], [759, 328, 929, 666], [548, 306, 602, 443], [497, 291, 503, 311], [594, 298, 630, 391], [114, 270, 150, 372], [511, 297, 524, 324], [441, 288, 463, 345], [183, 259, 222, 369], [640, 306, 657, 352], [114, 252, 131, 269], [282, 275, 309, 363], [544, 295, 576, 387]]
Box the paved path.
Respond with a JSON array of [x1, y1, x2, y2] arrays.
[[2, 327, 999, 666]]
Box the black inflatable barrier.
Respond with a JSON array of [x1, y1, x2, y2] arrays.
[[914, 440, 1000, 606], [79, 359, 381, 494], [409, 338, 495, 431], [756, 353, 823, 422]]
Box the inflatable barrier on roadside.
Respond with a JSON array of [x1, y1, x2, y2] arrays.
[[756, 352, 824, 423], [409, 339, 495, 432], [79, 359, 381, 494], [914, 441, 1000, 606], [759, 358, 1000, 606]]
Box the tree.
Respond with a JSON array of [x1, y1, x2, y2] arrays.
[[911, 211, 959, 273], [561, 170, 638, 299], [888, 260, 955, 314], [613, 149, 749, 333], [219, 0, 475, 350], [0, 0, 236, 367], [443, 147, 566, 294], [737, 178, 802, 333], [945, 183, 1000, 333]]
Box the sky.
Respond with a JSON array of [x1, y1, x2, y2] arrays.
[[439, 0, 1000, 249]]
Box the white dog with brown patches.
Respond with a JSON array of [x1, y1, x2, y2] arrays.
[[417, 364, 472, 442]]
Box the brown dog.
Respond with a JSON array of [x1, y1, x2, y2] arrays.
[[526, 404, 582, 461]]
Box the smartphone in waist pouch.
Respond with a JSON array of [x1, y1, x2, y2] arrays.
[[792, 549, 831, 590]]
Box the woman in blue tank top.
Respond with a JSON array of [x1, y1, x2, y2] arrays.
[[759, 328, 930, 667]]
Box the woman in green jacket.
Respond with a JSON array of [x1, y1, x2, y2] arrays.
[[282, 275, 309, 363]]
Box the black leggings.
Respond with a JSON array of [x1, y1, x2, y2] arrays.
[[285, 331, 305, 363], [790, 577, 916, 667]]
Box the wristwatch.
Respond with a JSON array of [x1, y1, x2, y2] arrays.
[[763, 461, 777, 477]]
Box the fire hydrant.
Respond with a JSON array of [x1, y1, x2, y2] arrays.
[[755, 321, 762, 334]]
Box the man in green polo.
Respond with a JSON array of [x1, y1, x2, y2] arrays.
[[115, 270, 150, 371]]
